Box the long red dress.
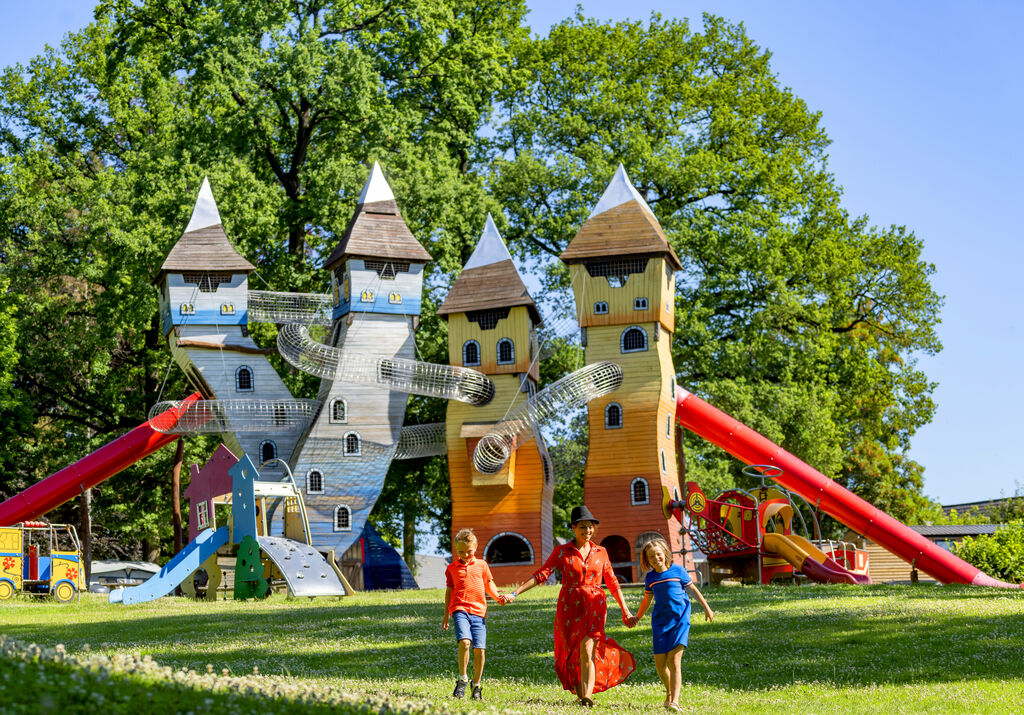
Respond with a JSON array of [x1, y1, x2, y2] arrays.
[[531, 542, 635, 694]]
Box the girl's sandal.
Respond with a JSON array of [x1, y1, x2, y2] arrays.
[[665, 702, 680, 712]]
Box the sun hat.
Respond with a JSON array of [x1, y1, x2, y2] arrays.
[[570, 505, 600, 526]]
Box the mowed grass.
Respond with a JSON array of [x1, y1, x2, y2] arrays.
[[2, 583, 1023, 713]]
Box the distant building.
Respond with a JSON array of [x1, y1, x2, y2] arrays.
[[845, 524, 999, 584]]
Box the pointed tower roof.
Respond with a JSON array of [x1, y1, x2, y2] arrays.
[[437, 214, 541, 325], [159, 178, 255, 276], [324, 162, 432, 269], [559, 165, 682, 270]]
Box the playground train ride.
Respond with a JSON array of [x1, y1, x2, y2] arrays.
[[0, 521, 86, 603]]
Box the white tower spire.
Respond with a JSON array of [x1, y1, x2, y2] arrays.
[[463, 213, 514, 270], [357, 161, 396, 205], [184, 177, 223, 233], [587, 164, 653, 220]]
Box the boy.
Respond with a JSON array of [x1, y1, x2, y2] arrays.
[[442, 528, 503, 700]]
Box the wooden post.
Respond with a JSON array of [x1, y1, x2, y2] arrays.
[[171, 437, 184, 555], [80, 486, 91, 587]]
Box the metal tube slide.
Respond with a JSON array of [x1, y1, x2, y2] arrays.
[[0, 393, 202, 526], [675, 387, 1022, 588]]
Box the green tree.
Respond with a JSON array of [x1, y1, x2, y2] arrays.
[[488, 13, 943, 525], [0, 0, 527, 557]]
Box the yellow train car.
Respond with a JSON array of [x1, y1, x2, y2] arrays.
[[0, 521, 85, 603]]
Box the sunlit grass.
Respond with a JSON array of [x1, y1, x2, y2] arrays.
[[1, 584, 1023, 713]]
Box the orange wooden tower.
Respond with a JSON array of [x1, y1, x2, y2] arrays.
[[438, 215, 553, 585], [560, 166, 690, 582]]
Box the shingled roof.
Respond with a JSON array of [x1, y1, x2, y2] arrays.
[[159, 178, 255, 277], [560, 165, 682, 270], [437, 215, 541, 325], [324, 163, 432, 269]]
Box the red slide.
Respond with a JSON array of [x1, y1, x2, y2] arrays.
[[0, 393, 201, 526], [675, 387, 1023, 588]]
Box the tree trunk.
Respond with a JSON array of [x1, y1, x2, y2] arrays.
[[171, 437, 184, 555], [402, 507, 418, 577], [80, 487, 91, 586]]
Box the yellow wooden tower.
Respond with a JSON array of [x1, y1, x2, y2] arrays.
[[437, 215, 552, 585], [560, 166, 689, 582]]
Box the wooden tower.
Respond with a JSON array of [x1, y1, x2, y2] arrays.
[[290, 162, 432, 555], [560, 166, 689, 582], [438, 215, 552, 585], [158, 178, 298, 479]]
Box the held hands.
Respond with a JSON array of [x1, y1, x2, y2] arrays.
[[621, 610, 634, 627], [625, 614, 639, 629]]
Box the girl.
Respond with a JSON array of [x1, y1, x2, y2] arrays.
[[506, 505, 634, 707], [632, 537, 714, 711]]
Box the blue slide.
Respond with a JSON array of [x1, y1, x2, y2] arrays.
[[109, 526, 230, 605]]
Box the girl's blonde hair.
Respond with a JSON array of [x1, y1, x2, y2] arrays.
[[639, 537, 673, 572], [454, 528, 477, 547]]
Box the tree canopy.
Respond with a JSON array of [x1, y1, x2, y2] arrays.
[[0, 4, 943, 560]]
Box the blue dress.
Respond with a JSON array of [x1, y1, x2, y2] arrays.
[[644, 564, 692, 654]]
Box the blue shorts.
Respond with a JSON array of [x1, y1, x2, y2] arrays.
[[452, 610, 486, 649]]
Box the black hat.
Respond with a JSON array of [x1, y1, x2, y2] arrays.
[[570, 505, 600, 526]]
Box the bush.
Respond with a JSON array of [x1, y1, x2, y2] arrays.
[[951, 520, 1024, 583]]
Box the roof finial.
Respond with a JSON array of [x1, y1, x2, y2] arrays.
[[358, 161, 396, 205], [587, 164, 653, 220], [184, 177, 223, 233], [464, 213, 514, 270]]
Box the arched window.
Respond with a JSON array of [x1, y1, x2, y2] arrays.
[[631, 477, 650, 505], [221, 303, 235, 315], [593, 301, 609, 314], [634, 297, 648, 310], [330, 398, 347, 424], [621, 326, 648, 353], [605, 402, 623, 429], [484, 532, 534, 565], [334, 504, 352, 532], [661, 449, 667, 473], [235, 365, 254, 391], [666, 414, 672, 437], [463, 340, 481, 366], [496, 338, 515, 365], [259, 440, 277, 465], [179, 303, 195, 315], [306, 469, 324, 494], [344, 432, 361, 456]]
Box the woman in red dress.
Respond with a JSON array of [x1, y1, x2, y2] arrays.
[[507, 506, 635, 706]]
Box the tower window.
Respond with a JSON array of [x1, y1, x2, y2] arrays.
[[330, 398, 347, 424], [621, 327, 648, 353], [344, 432, 361, 456], [583, 258, 649, 285], [364, 260, 409, 279], [634, 297, 648, 310], [221, 303, 235, 315], [334, 504, 352, 531], [235, 365, 254, 392], [605, 402, 623, 429], [661, 450, 667, 473], [259, 440, 277, 464], [463, 340, 481, 366], [182, 272, 232, 292], [360, 289, 375, 303], [179, 303, 195, 315], [594, 301, 609, 314], [631, 478, 650, 506], [307, 469, 324, 494], [497, 338, 515, 365], [467, 307, 510, 330], [388, 292, 402, 304]]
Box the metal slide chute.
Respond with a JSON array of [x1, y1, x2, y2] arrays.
[[674, 386, 1023, 588]]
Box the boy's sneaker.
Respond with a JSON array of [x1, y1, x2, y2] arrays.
[[471, 685, 483, 701], [452, 678, 468, 699]]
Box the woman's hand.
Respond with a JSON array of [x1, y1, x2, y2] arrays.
[[620, 609, 634, 626]]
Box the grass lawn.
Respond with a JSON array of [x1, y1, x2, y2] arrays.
[[1, 583, 1023, 713]]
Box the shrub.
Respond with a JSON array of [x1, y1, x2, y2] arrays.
[[951, 520, 1024, 583]]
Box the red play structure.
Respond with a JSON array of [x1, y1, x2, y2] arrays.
[[673, 386, 1023, 588], [0, 393, 201, 527]]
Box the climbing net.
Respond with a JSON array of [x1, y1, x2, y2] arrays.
[[247, 290, 333, 325], [148, 399, 322, 434], [472, 361, 624, 474], [276, 323, 495, 406]]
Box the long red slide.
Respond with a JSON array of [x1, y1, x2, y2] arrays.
[[675, 387, 1023, 588], [0, 393, 201, 526]]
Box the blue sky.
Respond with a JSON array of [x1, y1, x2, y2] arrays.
[[2, 2, 1022, 506]]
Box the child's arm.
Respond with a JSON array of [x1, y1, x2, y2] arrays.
[[633, 591, 653, 623], [485, 578, 502, 603], [686, 583, 714, 622], [442, 586, 453, 629]]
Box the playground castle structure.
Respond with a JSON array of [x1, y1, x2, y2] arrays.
[[1, 164, 1020, 594]]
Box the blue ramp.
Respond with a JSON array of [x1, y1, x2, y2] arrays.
[[109, 526, 230, 605]]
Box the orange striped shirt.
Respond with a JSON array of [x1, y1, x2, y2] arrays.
[[445, 557, 498, 617]]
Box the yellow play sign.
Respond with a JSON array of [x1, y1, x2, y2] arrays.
[[687, 491, 706, 514]]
